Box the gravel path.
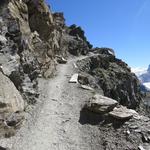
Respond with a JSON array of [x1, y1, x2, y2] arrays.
[[0, 56, 103, 150]]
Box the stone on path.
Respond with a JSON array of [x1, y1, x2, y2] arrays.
[[69, 73, 78, 83], [85, 94, 118, 113]]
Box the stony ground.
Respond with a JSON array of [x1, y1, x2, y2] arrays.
[[0, 56, 103, 150]]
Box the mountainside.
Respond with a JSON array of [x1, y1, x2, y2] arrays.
[[139, 65, 150, 90], [0, 0, 149, 150], [133, 65, 150, 91]]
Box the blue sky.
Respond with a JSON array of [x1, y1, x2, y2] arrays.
[[46, 0, 150, 68]]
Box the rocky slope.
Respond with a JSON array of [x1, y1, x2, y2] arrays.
[[76, 48, 141, 109], [0, 0, 149, 150]]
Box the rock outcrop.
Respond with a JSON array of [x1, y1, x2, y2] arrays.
[[0, 0, 94, 135], [84, 94, 118, 113], [109, 106, 139, 120], [0, 71, 24, 137], [76, 51, 142, 109]]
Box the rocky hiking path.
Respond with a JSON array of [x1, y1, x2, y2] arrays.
[[0, 56, 102, 150]]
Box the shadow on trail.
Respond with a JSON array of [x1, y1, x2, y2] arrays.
[[79, 108, 126, 129]]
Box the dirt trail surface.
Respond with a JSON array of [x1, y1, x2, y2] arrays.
[[0, 56, 103, 150]]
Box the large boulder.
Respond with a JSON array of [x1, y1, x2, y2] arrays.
[[0, 72, 24, 114], [109, 106, 139, 120], [84, 94, 118, 113]]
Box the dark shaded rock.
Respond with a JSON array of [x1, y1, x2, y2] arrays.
[[0, 146, 9, 150], [78, 74, 89, 85], [67, 24, 92, 55], [6, 112, 24, 128], [53, 12, 65, 27], [79, 108, 104, 125]]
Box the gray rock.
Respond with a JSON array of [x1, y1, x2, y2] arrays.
[[109, 106, 139, 120], [0, 72, 24, 113], [85, 94, 118, 113], [80, 84, 94, 91], [92, 47, 115, 56], [76, 54, 141, 109]]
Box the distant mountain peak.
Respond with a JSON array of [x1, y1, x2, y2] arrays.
[[147, 64, 150, 72]]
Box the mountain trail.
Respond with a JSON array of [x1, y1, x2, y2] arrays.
[[0, 56, 102, 150]]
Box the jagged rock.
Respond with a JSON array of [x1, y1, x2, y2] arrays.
[[69, 73, 78, 83], [109, 106, 139, 120], [85, 94, 118, 113], [0, 72, 24, 113], [67, 25, 92, 55], [53, 12, 65, 27], [77, 54, 141, 109], [78, 74, 89, 85]]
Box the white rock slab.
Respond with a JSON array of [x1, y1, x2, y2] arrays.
[[69, 73, 78, 83]]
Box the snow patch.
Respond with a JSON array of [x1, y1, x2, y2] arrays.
[[143, 82, 150, 90], [131, 67, 147, 77]]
